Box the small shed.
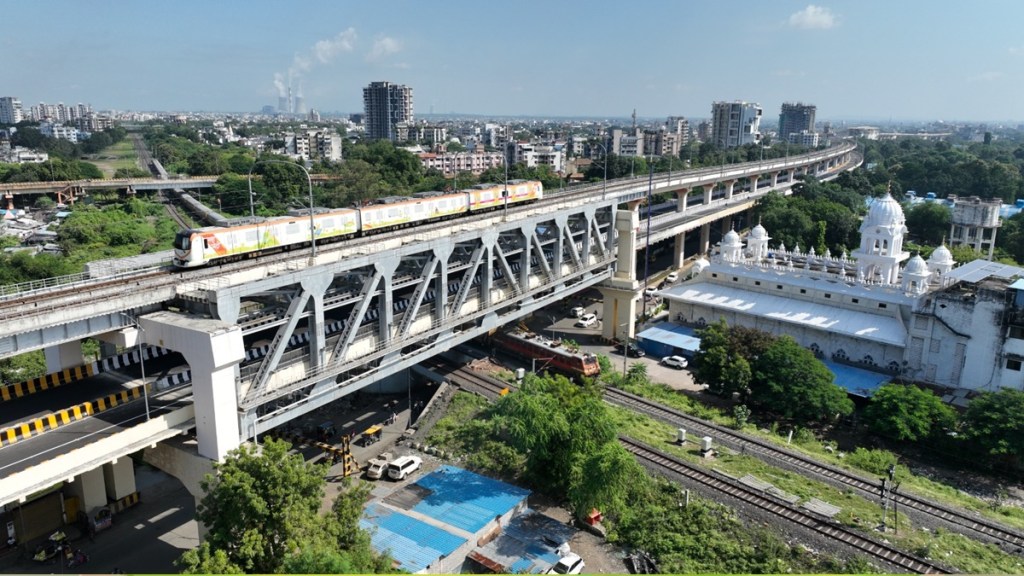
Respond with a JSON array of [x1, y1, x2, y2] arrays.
[[636, 322, 702, 359]]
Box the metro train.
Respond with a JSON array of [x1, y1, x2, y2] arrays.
[[172, 179, 543, 268]]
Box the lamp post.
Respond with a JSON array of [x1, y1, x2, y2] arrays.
[[122, 313, 150, 421], [642, 155, 654, 321], [249, 159, 316, 260], [593, 141, 609, 198]]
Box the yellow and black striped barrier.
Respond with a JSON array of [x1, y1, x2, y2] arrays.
[[271, 431, 358, 477], [110, 491, 141, 514], [0, 384, 148, 447], [1, 365, 95, 402]]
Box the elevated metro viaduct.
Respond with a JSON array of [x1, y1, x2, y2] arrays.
[[0, 142, 857, 515]]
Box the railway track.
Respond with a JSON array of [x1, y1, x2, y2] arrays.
[[604, 386, 1024, 554], [619, 436, 951, 574]]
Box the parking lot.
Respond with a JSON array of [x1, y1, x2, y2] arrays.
[[529, 288, 702, 393]]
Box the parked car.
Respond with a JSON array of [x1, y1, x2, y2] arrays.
[[644, 286, 657, 296], [614, 342, 646, 358], [569, 306, 587, 318], [548, 553, 585, 575], [666, 271, 679, 283], [575, 313, 598, 328], [661, 355, 689, 369], [365, 452, 393, 480], [387, 455, 423, 480]]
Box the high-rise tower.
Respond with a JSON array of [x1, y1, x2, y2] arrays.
[[0, 97, 24, 124], [363, 81, 414, 141], [710, 101, 762, 148], [778, 102, 816, 141]]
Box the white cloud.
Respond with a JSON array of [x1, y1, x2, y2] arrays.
[[366, 36, 402, 62], [1010, 46, 1024, 57], [313, 28, 357, 64], [788, 5, 837, 30]]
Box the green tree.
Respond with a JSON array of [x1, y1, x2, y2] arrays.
[[751, 336, 854, 422], [863, 382, 956, 441], [905, 202, 952, 245], [962, 388, 1024, 465]]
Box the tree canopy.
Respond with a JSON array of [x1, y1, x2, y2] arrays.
[[962, 388, 1024, 465], [863, 382, 956, 441], [751, 336, 854, 422], [177, 438, 392, 574]]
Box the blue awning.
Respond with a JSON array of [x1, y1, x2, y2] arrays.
[[636, 323, 701, 353]]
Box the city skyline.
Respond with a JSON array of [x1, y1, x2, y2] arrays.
[[5, 0, 1024, 122]]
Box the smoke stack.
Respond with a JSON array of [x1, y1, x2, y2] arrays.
[[278, 96, 288, 113], [287, 87, 293, 116]]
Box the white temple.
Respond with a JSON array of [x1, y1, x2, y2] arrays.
[[661, 193, 1024, 393]]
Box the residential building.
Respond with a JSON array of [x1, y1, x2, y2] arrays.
[[285, 129, 342, 162], [778, 102, 816, 141], [710, 101, 762, 148], [39, 122, 80, 143], [515, 142, 565, 173], [696, 120, 712, 142], [417, 151, 505, 176], [0, 97, 23, 124], [610, 128, 643, 157], [363, 81, 414, 141], [662, 193, 1024, 394], [787, 130, 820, 147]]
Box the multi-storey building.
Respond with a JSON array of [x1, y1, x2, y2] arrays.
[[948, 195, 1001, 261], [787, 130, 820, 147], [696, 120, 712, 142], [0, 97, 23, 124], [363, 81, 414, 141], [417, 151, 505, 176], [515, 142, 565, 173], [778, 102, 816, 141], [666, 116, 690, 146], [610, 128, 643, 157], [643, 129, 681, 158], [710, 101, 762, 148], [663, 194, 1024, 393], [285, 129, 342, 162], [39, 122, 80, 142]]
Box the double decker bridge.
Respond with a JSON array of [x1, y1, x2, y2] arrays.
[[0, 142, 857, 510]]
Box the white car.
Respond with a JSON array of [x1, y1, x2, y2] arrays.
[[548, 553, 585, 575], [386, 455, 423, 480], [575, 313, 597, 328], [666, 272, 679, 283], [569, 306, 587, 318], [661, 355, 689, 369]]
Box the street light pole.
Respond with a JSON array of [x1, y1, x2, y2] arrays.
[[122, 313, 150, 421], [249, 159, 316, 260], [642, 156, 654, 321]]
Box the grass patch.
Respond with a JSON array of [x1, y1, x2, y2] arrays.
[[87, 140, 140, 177], [609, 403, 1024, 574], [618, 381, 1024, 532]]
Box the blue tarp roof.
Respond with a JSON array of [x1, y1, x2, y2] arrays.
[[637, 323, 702, 352], [361, 502, 466, 573], [639, 322, 891, 397], [411, 465, 530, 533], [822, 360, 891, 397]]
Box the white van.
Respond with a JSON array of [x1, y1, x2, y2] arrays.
[[575, 313, 597, 328], [387, 455, 423, 480]]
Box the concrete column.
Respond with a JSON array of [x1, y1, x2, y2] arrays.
[[142, 312, 245, 461], [699, 223, 711, 256], [102, 458, 136, 501], [676, 188, 689, 213], [302, 271, 333, 371], [613, 208, 639, 282], [519, 224, 532, 291], [703, 186, 712, 205], [725, 180, 736, 200], [67, 468, 107, 515], [750, 176, 759, 194], [770, 171, 779, 187], [44, 341, 82, 373], [598, 286, 638, 343], [673, 232, 686, 269]]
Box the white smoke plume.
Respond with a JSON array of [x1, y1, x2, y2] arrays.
[[272, 28, 358, 97]]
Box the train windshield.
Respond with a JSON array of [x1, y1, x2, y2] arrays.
[[173, 231, 191, 250]]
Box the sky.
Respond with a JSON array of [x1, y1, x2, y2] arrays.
[[5, 0, 1024, 122]]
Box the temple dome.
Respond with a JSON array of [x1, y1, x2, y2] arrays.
[[928, 244, 954, 266], [749, 223, 768, 240], [903, 254, 929, 276], [863, 193, 906, 228], [722, 229, 742, 247]]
